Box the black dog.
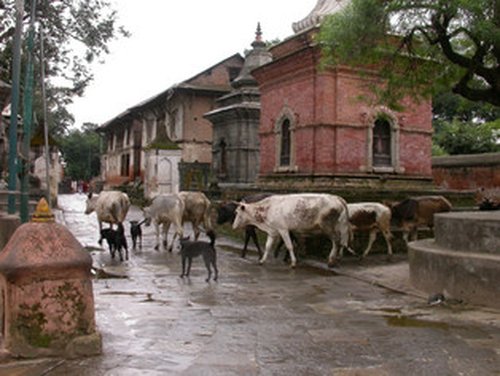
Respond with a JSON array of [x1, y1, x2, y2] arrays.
[[130, 219, 146, 250], [179, 230, 218, 282], [216, 193, 273, 259], [100, 223, 129, 261]]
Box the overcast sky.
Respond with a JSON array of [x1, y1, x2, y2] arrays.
[[68, 0, 316, 129]]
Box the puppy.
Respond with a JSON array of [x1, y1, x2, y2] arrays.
[[115, 223, 129, 261], [100, 223, 129, 261], [179, 230, 218, 282], [130, 219, 145, 250]]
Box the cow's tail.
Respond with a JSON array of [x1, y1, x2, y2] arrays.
[[110, 201, 120, 224], [110, 195, 130, 223], [441, 196, 453, 212], [338, 199, 355, 255], [206, 230, 216, 248], [203, 200, 213, 232], [339, 208, 351, 249]]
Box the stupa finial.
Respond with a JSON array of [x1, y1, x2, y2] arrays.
[[255, 22, 262, 43], [32, 197, 55, 223]]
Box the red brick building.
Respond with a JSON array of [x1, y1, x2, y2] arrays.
[[253, 0, 433, 190]]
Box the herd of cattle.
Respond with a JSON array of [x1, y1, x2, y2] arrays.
[[84, 190, 453, 268]]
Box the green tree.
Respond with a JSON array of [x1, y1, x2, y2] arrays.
[[433, 118, 500, 155], [58, 122, 101, 180], [0, 0, 129, 135], [318, 0, 500, 108], [433, 90, 500, 123]]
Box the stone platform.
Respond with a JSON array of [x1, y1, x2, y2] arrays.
[[409, 211, 500, 309]]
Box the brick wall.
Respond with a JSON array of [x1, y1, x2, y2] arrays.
[[432, 153, 500, 190]]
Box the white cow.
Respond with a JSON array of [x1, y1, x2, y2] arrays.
[[347, 202, 393, 260], [232, 193, 353, 267], [178, 191, 213, 240], [85, 190, 130, 241], [143, 194, 184, 251]]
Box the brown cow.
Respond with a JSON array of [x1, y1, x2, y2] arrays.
[[85, 190, 131, 244], [389, 195, 452, 243]]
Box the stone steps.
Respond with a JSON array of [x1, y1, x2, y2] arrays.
[[434, 211, 500, 254], [409, 210, 500, 309]]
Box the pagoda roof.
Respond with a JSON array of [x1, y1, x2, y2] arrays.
[[292, 0, 350, 33]]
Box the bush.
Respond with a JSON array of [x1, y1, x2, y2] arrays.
[[113, 181, 150, 208]]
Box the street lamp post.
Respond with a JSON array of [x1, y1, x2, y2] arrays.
[[7, 0, 25, 214], [20, 0, 37, 223]]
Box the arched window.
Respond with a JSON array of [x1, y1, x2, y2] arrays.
[[280, 119, 291, 166], [372, 118, 391, 167], [274, 107, 297, 172]]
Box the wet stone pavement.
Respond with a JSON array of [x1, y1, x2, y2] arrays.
[[2, 193, 500, 375]]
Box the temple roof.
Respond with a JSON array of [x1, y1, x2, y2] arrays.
[[231, 23, 272, 89], [292, 0, 350, 33], [204, 25, 271, 119]]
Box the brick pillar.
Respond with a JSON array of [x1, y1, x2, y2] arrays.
[[0, 198, 102, 358]]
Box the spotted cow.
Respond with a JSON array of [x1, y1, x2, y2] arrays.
[[217, 193, 273, 259], [232, 193, 353, 267], [347, 202, 393, 260]]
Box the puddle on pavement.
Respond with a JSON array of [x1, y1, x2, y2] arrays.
[[365, 305, 452, 330], [100, 291, 147, 296], [385, 315, 449, 330], [190, 294, 219, 307], [98, 290, 173, 305], [376, 307, 402, 314], [311, 284, 328, 294]]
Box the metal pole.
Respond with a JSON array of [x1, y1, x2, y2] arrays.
[[20, 0, 37, 222], [7, 0, 25, 214], [39, 26, 51, 208]]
